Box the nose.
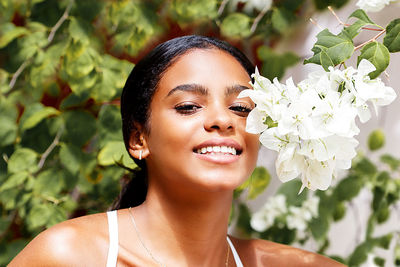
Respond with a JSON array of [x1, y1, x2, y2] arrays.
[[204, 102, 234, 133]]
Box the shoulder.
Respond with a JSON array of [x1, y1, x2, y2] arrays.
[[9, 212, 110, 266], [230, 237, 346, 267]]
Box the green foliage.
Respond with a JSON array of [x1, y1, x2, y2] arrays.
[[304, 29, 354, 70], [257, 46, 299, 80], [358, 41, 390, 79], [221, 13, 252, 38], [384, 19, 400, 52]]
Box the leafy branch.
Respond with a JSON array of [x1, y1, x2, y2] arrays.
[[8, 0, 74, 91]]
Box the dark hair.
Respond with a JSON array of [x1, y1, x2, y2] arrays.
[[113, 35, 254, 209]]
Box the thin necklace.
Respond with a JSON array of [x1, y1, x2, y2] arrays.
[[128, 207, 231, 267]]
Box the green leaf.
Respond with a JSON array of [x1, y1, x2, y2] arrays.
[[344, 10, 377, 39], [257, 46, 299, 80], [59, 144, 84, 174], [247, 167, 271, 199], [277, 179, 307, 206], [27, 203, 52, 229], [21, 104, 59, 131], [304, 29, 354, 70], [358, 41, 390, 79], [334, 175, 362, 201], [98, 141, 136, 169], [368, 129, 385, 151], [309, 216, 329, 240], [348, 242, 373, 266], [68, 17, 91, 44], [0, 172, 29, 192], [271, 8, 294, 34], [0, 114, 18, 147], [62, 110, 97, 147], [383, 19, 400, 53], [98, 104, 123, 147], [380, 154, 400, 171], [349, 9, 376, 25], [33, 168, 64, 197], [7, 148, 38, 174], [0, 22, 28, 48], [221, 13, 252, 39]]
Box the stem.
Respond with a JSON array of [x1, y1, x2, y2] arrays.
[[37, 126, 64, 170], [354, 29, 386, 51], [327, 6, 345, 26], [250, 4, 271, 33], [309, 18, 323, 30], [8, 59, 30, 89], [328, 6, 383, 31], [217, 0, 229, 16], [47, 0, 74, 43]]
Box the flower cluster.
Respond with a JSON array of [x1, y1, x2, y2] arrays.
[[250, 194, 320, 232], [356, 0, 396, 12], [239, 59, 396, 192]]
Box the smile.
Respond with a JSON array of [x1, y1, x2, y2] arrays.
[[195, 146, 237, 155]]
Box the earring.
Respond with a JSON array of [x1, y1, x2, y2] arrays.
[[139, 150, 142, 160]]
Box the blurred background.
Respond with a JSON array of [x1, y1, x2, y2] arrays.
[[0, 0, 399, 266]]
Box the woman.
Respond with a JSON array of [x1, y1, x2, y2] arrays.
[[10, 35, 344, 266]]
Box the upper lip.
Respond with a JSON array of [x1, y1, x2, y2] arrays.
[[193, 138, 243, 154]]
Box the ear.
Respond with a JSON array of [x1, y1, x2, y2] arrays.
[[128, 125, 150, 160]]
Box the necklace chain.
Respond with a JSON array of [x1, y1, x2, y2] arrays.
[[128, 207, 230, 267]]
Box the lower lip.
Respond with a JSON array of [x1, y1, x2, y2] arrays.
[[194, 152, 240, 164]]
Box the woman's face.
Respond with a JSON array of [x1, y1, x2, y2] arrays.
[[144, 48, 259, 193]]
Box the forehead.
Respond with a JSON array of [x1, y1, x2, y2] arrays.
[[156, 49, 251, 96]]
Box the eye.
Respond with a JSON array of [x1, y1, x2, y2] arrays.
[[230, 103, 253, 117], [174, 102, 202, 115]]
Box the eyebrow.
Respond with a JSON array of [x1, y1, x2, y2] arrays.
[[166, 83, 250, 98]]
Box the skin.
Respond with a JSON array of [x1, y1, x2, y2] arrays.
[[10, 49, 346, 267]]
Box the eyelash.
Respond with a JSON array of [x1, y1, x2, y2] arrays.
[[174, 103, 253, 116]]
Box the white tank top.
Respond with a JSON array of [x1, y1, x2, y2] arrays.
[[106, 210, 243, 267]]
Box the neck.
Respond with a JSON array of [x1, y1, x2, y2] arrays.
[[132, 179, 234, 266]]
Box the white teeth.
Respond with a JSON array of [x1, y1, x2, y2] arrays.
[[196, 146, 238, 155], [213, 146, 221, 152]]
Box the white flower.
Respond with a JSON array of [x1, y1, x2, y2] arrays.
[[287, 195, 320, 231], [356, 0, 394, 12], [287, 206, 310, 231], [244, 59, 396, 191], [250, 195, 287, 232]]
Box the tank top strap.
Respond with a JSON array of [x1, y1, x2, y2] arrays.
[[106, 210, 119, 267], [227, 236, 244, 267]]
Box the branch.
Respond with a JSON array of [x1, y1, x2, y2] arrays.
[[8, 0, 74, 91], [309, 18, 323, 30], [48, 0, 74, 43], [354, 29, 386, 51], [328, 5, 383, 31], [250, 4, 270, 33], [37, 126, 64, 169], [218, 0, 229, 16], [8, 59, 30, 89]]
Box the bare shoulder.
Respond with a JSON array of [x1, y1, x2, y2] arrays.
[[9, 212, 109, 267], [230, 237, 347, 267]]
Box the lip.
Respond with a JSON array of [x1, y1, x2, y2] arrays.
[[193, 138, 242, 164]]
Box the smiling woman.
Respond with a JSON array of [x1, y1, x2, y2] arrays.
[[10, 35, 345, 267]]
